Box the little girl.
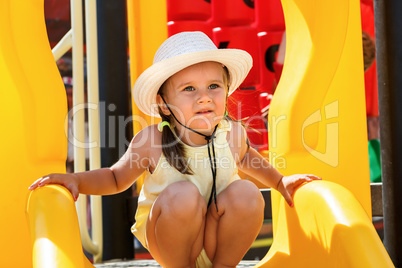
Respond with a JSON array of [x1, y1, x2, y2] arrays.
[[29, 31, 320, 268]]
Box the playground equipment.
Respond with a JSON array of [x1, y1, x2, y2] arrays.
[[127, 0, 167, 193], [0, 0, 394, 267], [256, 0, 392, 266], [373, 0, 402, 263], [0, 0, 67, 266]]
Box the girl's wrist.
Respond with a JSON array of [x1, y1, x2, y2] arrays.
[[72, 173, 81, 190], [276, 176, 284, 191]]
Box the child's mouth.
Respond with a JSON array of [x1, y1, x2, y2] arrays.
[[197, 110, 212, 115]]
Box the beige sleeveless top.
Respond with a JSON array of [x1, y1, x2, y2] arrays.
[[131, 119, 240, 248]]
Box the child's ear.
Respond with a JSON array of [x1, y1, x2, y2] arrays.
[[156, 94, 171, 115]]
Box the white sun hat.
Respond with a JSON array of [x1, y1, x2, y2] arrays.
[[132, 31, 253, 117]]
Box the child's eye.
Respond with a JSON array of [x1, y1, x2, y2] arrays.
[[209, 84, 219, 89], [183, 86, 195, 91]]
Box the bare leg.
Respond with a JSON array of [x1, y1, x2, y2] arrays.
[[204, 180, 265, 268], [146, 181, 207, 268]]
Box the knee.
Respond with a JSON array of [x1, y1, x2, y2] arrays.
[[160, 181, 206, 221], [224, 180, 265, 216]]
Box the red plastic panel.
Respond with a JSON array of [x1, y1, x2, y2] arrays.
[[212, 26, 260, 87], [227, 88, 268, 149], [360, 0, 378, 117], [44, 0, 71, 48], [364, 61, 379, 117], [44, 0, 70, 20], [167, 21, 213, 39], [257, 31, 284, 94], [211, 0, 255, 26], [259, 92, 272, 115], [255, 0, 285, 31], [167, 0, 211, 21]]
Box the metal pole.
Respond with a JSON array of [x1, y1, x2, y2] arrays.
[[373, 0, 402, 266], [97, 0, 133, 261], [85, 0, 103, 262]]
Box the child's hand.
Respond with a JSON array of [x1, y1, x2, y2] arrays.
[[277, 174, 321, 207], [29, 173, 80, 201]]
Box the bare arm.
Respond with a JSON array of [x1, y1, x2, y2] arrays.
[[229, 122, 321, 206], [238, 147, 283, 189], [29, 125, 153, 199]]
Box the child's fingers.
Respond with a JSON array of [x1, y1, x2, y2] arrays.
[[66, 183, 79, 201], [28, 176, 47, 190], [293, 175, 321, 187], [278, 180, 294, 207], [305, 174, 322, 181], [28, 180, 39, 190], [41, 175, 79, 201], [29, 174, 79, 201], [291, 175, 313, 189], [279, 174, 320, 208], [282, 189, 294, 207], [36, 175, 55, 187]]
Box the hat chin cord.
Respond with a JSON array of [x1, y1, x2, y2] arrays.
[[160, 96, 219, 212]]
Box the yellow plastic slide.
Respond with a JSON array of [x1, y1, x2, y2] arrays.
[[27, 185, 94, 268], [256, 0, 393, 266], [258, 181, 392, 267], [0, 0, 68, 266]]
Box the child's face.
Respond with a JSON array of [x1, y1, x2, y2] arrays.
[[158, 61, 228, 134]]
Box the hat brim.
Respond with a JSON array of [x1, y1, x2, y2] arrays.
[[132, 49, 252, 118]]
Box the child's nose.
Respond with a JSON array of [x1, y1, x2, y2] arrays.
[[197, 89, 212, 103]]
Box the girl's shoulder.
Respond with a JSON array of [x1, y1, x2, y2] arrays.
[[226, 120, 248, 163], [132, 124, 162, 148], [130, 124, 162, 172], [226, 120, 247, 146]]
